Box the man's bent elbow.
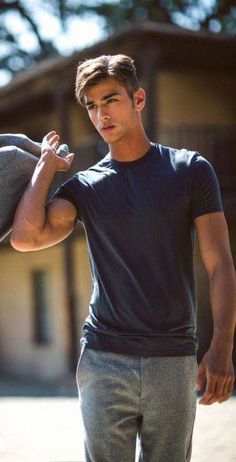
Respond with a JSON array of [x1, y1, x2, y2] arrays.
[[10, 238, 35, 252], [10, 230, 37, 252]]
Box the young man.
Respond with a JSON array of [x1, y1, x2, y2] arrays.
[[11, 54, 236, 462]]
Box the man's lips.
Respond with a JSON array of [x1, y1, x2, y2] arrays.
[[100, 125, 115, 131]]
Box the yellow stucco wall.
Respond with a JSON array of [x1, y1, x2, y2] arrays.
[[157, 70, 236, 126], [0, 112, 56, 141], [70, 104, 97, 145], [73, 232, 92, 345], [0, 244, 70, 381]]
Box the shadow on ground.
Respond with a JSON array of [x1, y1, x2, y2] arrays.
[[0, 374, 78, 397]]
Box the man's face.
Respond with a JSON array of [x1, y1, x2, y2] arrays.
[[83, 78, 144, 145]]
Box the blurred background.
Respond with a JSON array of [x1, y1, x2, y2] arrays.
[[0, 0, 236, 389]]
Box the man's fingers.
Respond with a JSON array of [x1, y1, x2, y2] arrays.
[[198, 351, 235, 405], [63, 153, 74, 165], [52, 140, 59, 150], [218, 378, 233, 403], [200, 375, 235, 405], [67, 153, 75, 161], [49, 135, 60, 148], [43, 132, 60, 145], [197, 362, 206, 391], [54, 153, 75, 171], [226, 378, 235, 397], [214, 377, 226, 398], [43, 131, 56, 146], [42, 132, 60, 155], [207, 378, 227, 404], [45, 131, 57, 140], [199, 373, 217, 404]]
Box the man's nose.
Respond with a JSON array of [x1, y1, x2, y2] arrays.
[[98, 105, 110, 121]]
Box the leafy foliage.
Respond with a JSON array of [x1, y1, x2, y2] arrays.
[[0, 0, 235, 82]]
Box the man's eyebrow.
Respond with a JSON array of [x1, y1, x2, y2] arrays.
[[85, 92, 120, 106]]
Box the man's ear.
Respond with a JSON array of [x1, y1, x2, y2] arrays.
[[133, 88, 146, 112]]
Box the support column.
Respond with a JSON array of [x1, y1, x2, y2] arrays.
[[53, 83, 79, 372], [139, 49, 159, 141]]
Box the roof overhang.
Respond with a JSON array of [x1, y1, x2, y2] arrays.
[[0, 21, 236, 111]]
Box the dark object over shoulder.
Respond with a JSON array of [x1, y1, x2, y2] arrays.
[[0, 134, 70, 242]]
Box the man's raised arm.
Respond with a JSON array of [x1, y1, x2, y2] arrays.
[[10, 131, 76, 252]]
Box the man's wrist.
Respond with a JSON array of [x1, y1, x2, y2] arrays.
[[39, 151, 58, 166], [36, 153, 59, 176], [210, 336, 234, 354]]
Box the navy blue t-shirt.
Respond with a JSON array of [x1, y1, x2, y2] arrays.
[[50, 142, 224, 356]]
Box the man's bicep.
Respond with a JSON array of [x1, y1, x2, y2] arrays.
[[46, 197, 77, 230], [194, 211, 233, 276], [35, 198, 78, 248]]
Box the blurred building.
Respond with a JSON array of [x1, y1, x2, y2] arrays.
[[0, 22, 236, 382]]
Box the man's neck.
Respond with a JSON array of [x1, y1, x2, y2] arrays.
[[109, 131, 151, 163]]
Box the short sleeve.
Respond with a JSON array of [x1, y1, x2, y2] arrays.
[[49, 174, 83, 223], [190, 152, 224, 221]]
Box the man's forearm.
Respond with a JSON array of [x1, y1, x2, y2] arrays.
[[11, 155, 57, 241], [209, 260, 236, 352]]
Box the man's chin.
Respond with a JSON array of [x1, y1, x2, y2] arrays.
[[100, 131, 120, 144]]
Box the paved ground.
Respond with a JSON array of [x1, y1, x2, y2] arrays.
[[0, 377, 235, 462]]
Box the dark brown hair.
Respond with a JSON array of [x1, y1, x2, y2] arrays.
[[75, 54, 140, 106]]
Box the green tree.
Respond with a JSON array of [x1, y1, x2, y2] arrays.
[[0, 0, 235, 83]]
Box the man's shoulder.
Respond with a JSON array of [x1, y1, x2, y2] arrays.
[[158, 143, 199, 170], [69, 153, 112, 190]]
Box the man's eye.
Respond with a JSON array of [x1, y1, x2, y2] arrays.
[[106, 98, 117, 104], [88, 105, 96, 111]]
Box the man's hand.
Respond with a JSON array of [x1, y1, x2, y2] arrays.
[[41, 131, 74, 172], [197, 347, 235, 405], [11, 130, 76, 251]]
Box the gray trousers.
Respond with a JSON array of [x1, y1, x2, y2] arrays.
[[76, 348, 198, 462]]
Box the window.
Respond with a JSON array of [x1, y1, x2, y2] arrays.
[[32, 270, 52, 344]]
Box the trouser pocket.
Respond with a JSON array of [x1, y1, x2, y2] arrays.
[[76, 345, 87, 389]]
